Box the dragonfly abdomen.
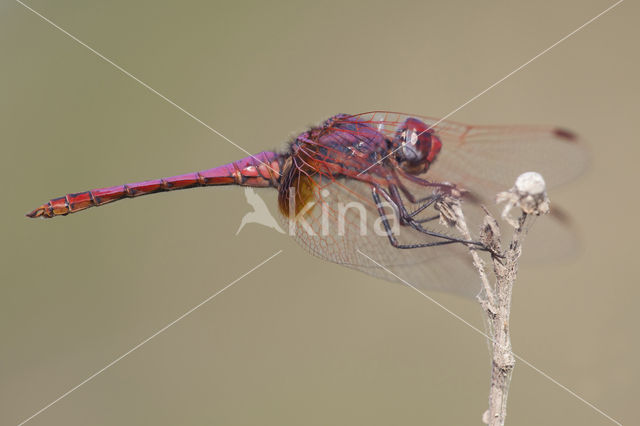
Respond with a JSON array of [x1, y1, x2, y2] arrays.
[[26, 151, 282, 218]]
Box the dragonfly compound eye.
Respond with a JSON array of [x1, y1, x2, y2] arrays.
[[394, 118, 442, 174]]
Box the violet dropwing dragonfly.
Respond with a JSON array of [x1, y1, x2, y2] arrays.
[[27, 112, 587, 297]]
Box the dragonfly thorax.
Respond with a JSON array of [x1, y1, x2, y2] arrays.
[[392, 118, 442, 174]]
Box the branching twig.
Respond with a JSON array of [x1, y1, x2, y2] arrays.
[[438, 172, 550, 426], [434, 192, 496, 309]]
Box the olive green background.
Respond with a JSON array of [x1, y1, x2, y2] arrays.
[[1, 0, 637, 425]]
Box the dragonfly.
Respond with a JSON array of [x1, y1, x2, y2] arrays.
[[26, 112, 587, 297]]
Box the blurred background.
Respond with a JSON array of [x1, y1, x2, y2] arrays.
[[1, 0, 637, 424]]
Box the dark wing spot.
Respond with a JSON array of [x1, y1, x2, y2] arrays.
[[554, 128, 577, 142]]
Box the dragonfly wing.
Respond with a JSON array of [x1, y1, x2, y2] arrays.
[[278, 173, 485, 298], [344, 112, 587, 261], [395, 169, 582, 263], [426, 124, 588, 204], [280, 112, 587, 297], [349, 111, 589, 203]]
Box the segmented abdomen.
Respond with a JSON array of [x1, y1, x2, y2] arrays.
[[26, 151, 282, 218]]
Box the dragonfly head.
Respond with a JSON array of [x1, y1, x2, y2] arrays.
[[392, 118, 442, 174]]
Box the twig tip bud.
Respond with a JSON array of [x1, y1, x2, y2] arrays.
[[515, 171, 546, 196], [497, 171, 550, 227]]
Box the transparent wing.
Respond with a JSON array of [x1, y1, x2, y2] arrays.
[[347, 111, 589, 203], [280, 112, 587, 297], [278, 173, 486, 298]]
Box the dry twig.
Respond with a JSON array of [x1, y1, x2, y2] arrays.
[[438, 172, 550, 426]]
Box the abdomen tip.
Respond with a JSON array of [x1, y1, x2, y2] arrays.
[[26, 206, 47, 218]]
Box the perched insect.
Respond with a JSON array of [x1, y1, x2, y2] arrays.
[[27, 112, 587, 296]]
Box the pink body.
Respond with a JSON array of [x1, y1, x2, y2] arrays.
[[27, 151, 282, 218]]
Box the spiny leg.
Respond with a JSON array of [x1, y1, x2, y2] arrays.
[[386, 184, 485, 248], [396, 181, 437, 205], [414, 214, 440, 224], [407, 196, 438, 218], [394, 182, 441, 222], [395, 167, 456, 192], [389, 168, 451, 220], [396, 166, 485, 206], [391, 167, 443, 205], [371, 185, 459, 249]]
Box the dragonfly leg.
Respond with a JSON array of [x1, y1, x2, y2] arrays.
[[414, 214, 440, 224], [371, 186, 459, 249], [390, 167, 443, 204], [395, 180, 437, 205], [390, 168, 451, 218], [395, 186, 442, 222], [387, 184, 486, 249], [407, 196, 438, 218], [377, 181, 437, 225], [395, 167, 485, 206], [394, 166, 457, 192]]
